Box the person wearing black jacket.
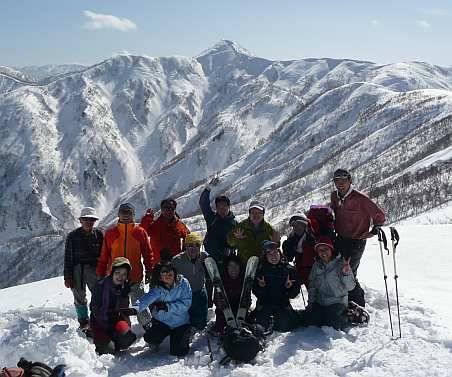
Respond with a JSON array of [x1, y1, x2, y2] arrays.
[[252, 240, 301, 331], [64, 207, 103, 332]]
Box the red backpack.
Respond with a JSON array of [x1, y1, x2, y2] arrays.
[[306, 205, 335, 239]]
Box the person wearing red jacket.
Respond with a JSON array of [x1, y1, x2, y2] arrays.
[[330, 169, 386, 307], [140, 198, 190, 263], [96, 203, 154, 329]]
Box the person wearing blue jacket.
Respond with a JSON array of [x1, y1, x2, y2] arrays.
[[136, 262, 192, 356]]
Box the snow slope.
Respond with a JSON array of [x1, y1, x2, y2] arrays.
[[0, 224, 451, 376]]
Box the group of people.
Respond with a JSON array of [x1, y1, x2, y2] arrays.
[[63, 168, 385, 356]]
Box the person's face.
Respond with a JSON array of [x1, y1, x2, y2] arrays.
[[112, 267, 129, 286], [265, 247, 281, 265], [317, 245, 333, 263], [334, 177, 351, 195], [161, 205, 176, 219], [185, 244, 201, 260], [80, 217, 96, 232], [292, 221, 306, 236], [160, 269, 175, 286], [227, 261, 240, 279], [249, 208, 264, 225], [216, 201, 230, 218], [118, 209, 134, 224]]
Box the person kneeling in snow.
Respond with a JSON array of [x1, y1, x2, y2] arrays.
[[252, 240, 301, 332], [299, 236, 356, 330], [211, 254, 248, 335], [136, 263, 192, 357], [90, 257, 137, 355]]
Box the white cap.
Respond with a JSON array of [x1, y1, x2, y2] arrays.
[[249, 200, 265, 212], [79, 207, 99, 220]]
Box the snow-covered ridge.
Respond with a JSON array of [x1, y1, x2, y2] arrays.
[[0, 41, 451, 288]]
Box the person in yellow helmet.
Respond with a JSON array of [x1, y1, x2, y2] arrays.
[[171, 232, 209, 330]]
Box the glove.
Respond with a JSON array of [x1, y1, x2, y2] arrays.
[[64, 279, 74, 289], [119, 308, 138, 316], [145, 270, 153, 285], [150, 301, 168, 312], [370, 225, 381, 236]]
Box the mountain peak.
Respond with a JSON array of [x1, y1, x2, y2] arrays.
[[195, 39, 253, 59]]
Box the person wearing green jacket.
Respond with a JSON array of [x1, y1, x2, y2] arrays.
[[227, 201, 279, 263]]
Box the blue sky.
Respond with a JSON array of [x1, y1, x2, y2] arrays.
[[1, 0, 452, 67]]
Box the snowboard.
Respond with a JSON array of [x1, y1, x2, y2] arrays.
[[204, 257, 238, 329], [236, 256, 259, 328]]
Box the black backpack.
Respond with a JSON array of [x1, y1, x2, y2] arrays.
[[221, 324, 265, 363]]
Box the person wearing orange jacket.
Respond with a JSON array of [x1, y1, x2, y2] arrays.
[[96, 202, 154, 329], [140, 198, 190, 263]]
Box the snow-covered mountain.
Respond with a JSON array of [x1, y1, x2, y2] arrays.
[[0, 40, 451, 288]]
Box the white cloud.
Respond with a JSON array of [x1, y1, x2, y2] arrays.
[[416, 20, 431, 29], [371, 19, 380, 27], [83, 10, 137, 32]]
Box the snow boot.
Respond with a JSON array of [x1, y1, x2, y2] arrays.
[[347, 301, 370, 325], [78, 318, 92, 338]]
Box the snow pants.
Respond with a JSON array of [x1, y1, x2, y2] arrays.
[[71, 264, 97, 322], [300, 303, 349, 330], [189, 288, 208, 330], [335, 237, 366, 307], [255, 304, 300, 332], [144, 319, 191, 357]]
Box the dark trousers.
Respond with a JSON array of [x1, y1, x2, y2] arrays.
[[255, 304, 300, 332], [189, 288, 208, 330], [300, 303, 349, 330], [144, 320, 191, 357], [335, 237, 366, 306]]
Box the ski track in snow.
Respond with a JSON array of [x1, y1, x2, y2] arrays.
[[1, 225, 452, 376]]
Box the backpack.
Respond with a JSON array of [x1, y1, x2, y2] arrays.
[[306, 205, 335, 239], [1, 368, 25, 377], [221, 324, 264, 363]]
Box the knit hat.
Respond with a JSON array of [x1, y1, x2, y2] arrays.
[[314, 235, 334, 252], [261, 240, 279, 254], [332, 168, 352, 181], [111, 257, 132, 272], [118, 202, 135, 213], [249, 200, 265, 213], [79, 207, 99, 220], [185, 232, 203, 246], [289, 214, 309, 226]]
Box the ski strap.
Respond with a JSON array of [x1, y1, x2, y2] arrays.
[[390, 227, 400, 248], [377, 228, 389, 255]]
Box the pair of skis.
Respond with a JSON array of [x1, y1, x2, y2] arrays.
[[204, 255, 259, 330]]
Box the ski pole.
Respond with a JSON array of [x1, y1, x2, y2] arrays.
[[390, 227, 402, 339], [377, 227, 394, 338], [300, 286, 307, 308]]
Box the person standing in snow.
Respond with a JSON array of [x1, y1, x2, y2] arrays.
[[300, 236, 355, 330], [252, 240, 301, 332], [64, 207, 103, 333], [140, 198, 190, 263], [199, 184, 237, 306], [136, 262, 192, 357], [330, 169, 385, 306], [227, 201, 279, 264], [90, 257, 137, 355], [171, 232, 209, 331], [282, 214, 317, 286], [96, 202, 154, 330]]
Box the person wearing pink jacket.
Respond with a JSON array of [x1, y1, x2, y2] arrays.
[[330, 169, 385, 307]]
